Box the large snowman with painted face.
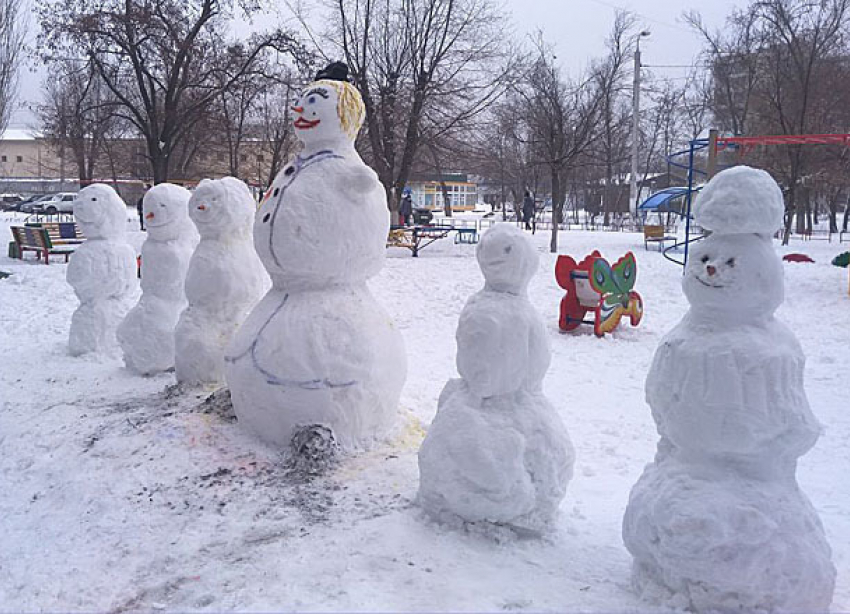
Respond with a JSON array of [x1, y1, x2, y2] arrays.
[[225, 63, 406, 455], [117, 183, 198, 375], [622, 166, 835, 612], [417, 225, 574, 534], [67, 184, 138, 356]]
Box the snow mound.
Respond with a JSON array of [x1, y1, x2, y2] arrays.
[[695, 166, 784, 235]]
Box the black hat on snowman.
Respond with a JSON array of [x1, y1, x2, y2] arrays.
[[695, 165, 784, 237], [315, 61, 352, 83]]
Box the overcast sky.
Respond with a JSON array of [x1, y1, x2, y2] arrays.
[[11, 0, 747, 130]]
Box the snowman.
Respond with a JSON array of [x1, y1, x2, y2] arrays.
[[117, 183, 198, 375], [417, 224, 574, 534], [175, 177, 266, 387], [622, 166, 835, 611], [67, 184, 137, 356], [225, 62, 407, 455]]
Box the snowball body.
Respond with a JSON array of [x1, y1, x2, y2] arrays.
[[623, 219, 835, 610], [225, 78, 406, 452], [117, 183, 198, 375], [418, 225, 574, 534], [67, 184, 137, 355], [175, 177, 266, 386]]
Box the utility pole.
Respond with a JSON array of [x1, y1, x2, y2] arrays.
[[630, 31, 650, 219]]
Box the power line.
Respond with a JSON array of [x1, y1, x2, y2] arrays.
[[584, 0, 692, 33], [643, 64, 711, 69]]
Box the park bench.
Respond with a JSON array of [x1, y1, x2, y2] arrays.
[[453, 228, 478, 244], [10, 226, 77, 264], [643, 224, 676, 251], [386, 224, 454, 257], [28, 221, 86, 246]]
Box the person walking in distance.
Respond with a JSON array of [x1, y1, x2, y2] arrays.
[[136, 184, 150, 231], [523, 190, 535, 230], [400, 190, 413, 226]]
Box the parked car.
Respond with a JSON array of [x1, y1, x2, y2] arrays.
[[32, 192, 77, 215], [0, 193, 23, 211], [20, 195, 48, 213]]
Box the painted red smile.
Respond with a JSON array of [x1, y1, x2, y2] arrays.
[[294, 117, 321, 129]]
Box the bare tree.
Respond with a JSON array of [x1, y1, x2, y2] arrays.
[[691, 0, 850, 243], [590, 11, 637, 225], [322, 0, 517, 219], [39, 0, 307, 183], [0, 0, 25, 136], [257, 80, 298, 189], [522, 38, 602, 252], [685, 7, 761, 136], [39, 59, 121, 182]]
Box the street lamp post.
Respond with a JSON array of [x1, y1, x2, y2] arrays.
[[630, 30, 651, 219]]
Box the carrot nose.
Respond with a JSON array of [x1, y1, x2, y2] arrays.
[[291, 105, 304, 113], [197, 204, 206, 211], [706, 265, 716, 276], [145, 212, 154, 220]]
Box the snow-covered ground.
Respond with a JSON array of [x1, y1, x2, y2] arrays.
[[1, 211, 848, 612]]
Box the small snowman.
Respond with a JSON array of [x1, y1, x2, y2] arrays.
[[417, 224, 574, 535], [67, 184, 138, 356], [225, 62, 406, 456], [175, 177, 266, 387], [117, 183, 198, 375], [623, 166, 835, 611]]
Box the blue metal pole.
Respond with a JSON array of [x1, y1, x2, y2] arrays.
[[683, 139, 696, 272]]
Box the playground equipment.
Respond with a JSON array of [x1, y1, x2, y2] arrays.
[[555, 250, 643, 337], [667, 131, 850, 269]]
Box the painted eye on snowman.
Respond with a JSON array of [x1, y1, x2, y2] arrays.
[[726, 258, 736, 267], [91, 197, 97, 201], [308, 96, 316, 104], [273, 187, 280, 197], [263, 213, 271, 223], [701, 255, 709, 264]]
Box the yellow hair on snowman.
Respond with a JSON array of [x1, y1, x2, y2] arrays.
[[311, 62, 365, 141]]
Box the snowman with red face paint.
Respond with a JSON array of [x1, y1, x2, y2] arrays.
[[225, 63, 406, 461]]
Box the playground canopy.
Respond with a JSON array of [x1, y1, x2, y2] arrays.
[[638, 187, 692, 215]]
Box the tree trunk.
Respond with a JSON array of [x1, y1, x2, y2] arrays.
[[797, 186, 810, 234], [549, 167, 562, 253], [782, 184, 795, 245], [843, 198, 850, 232]]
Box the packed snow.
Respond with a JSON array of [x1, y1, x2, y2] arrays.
[[225, 73, 406, 454], [418, 224, 574, 534], [66, 184, 138, 356], [622, 167, 836, 611], [175, 177, 266, 387], [118, 183, 198, 375], [0, 210, 848, 612]]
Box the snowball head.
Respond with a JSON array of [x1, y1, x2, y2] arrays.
[[683, 233, 783, 320], [292, 79, 365, 145], [189, 177, 256, 237], [143, 183, 191, 239], [73, 184, 128, 240], [477, 224, 539, 294], [695, 166, 784, 235]]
